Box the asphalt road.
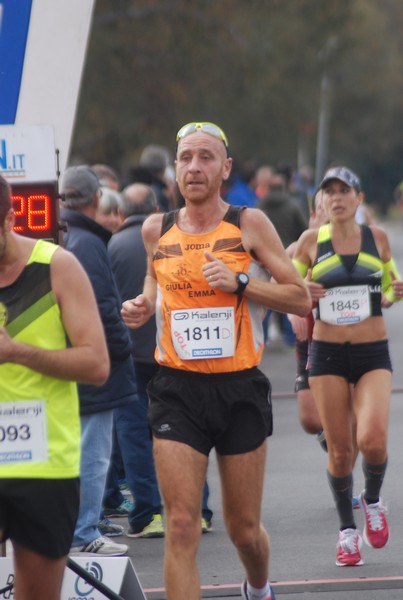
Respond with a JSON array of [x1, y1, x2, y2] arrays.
[[117, 219, 403, 599]]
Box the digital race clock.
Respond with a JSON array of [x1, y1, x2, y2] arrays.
[[11, 181, 60, 243]]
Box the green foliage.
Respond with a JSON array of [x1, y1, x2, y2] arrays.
[[72, 0, 403, 207]]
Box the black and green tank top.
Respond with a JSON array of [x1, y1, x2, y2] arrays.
[[312, 224, 383, 320]]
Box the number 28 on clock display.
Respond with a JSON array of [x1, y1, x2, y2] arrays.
[[11, 182, 59, 243]]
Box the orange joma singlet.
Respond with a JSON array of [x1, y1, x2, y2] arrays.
[[153, 205, 270, 373]]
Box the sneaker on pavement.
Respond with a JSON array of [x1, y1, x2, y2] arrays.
[[201, 517, 212, 533], [98, 518, 124, 537], [241, 579, 276, 599], [127, 514, 165, 538], [70, 536, 128, 556], [359, 491, 389, 549], [103, 499, 134, 518], [335, 528, 363, 567]]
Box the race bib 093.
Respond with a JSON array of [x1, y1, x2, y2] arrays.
[[0, 400, 48, 465]]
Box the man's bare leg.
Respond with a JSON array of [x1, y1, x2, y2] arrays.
[[13, 542, 67, 600], [217, 442, 270, 588], [153, 438, 208, 600]]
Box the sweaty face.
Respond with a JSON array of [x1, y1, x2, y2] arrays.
[[175, 132, 231, 203]]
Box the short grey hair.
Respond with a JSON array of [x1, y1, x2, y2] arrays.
[[98, 188, 123, 215], [121, 184, 158, 217], [139, 145, 171, 175]]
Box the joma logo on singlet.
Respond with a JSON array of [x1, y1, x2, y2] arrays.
[[184, 243, 211, 250]]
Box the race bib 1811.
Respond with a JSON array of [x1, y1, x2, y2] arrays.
[[171, 307, 235, 360]]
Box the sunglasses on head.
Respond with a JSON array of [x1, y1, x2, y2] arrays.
[[176, 122, 229, 148]]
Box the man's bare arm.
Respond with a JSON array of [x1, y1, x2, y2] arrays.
[[203, 209, 311, 316], [242, 210, 311, 316]]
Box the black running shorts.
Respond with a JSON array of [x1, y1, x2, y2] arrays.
[[309, 339, 392, 384], [0, 477, 80, 558], [148, 366, 273, 456]]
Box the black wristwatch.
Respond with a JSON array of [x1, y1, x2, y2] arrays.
[[234, 272, 250, 295]]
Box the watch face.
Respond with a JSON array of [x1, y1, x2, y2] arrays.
[[238, 273, 249, 284]]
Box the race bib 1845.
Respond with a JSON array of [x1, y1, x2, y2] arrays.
[[319, 285, 370, 325]]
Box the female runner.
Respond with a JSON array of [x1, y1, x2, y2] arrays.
[[293, 166, 403, 566]]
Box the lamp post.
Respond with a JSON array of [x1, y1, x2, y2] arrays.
[[314, 36, 339, 188]]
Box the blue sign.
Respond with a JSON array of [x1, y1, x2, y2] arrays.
[[0, 0, 33, 124]]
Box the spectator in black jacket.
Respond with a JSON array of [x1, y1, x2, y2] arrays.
[[60, 165, 136, 556], [258, 172, 308, 347], [105, 183, 164, 538], [258, 172, 308, 248]]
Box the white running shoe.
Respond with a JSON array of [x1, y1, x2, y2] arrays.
[[70, 536, 128, 556]]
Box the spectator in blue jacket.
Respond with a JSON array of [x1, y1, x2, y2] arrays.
[[60, 166, 137, 556]]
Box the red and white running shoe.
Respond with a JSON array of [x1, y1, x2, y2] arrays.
[[336, 528, 363, 567], [359, 491, 389, 549]]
